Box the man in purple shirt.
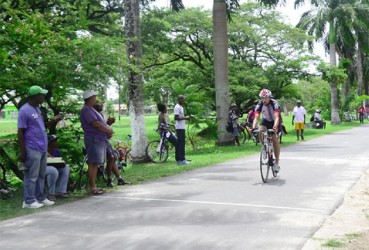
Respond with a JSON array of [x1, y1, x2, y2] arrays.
[[80, 90, 113, 195], [18, 85, 55, 208]]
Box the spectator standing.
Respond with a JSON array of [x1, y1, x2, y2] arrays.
[[174, 95, 191, 165], [292, 101, 306, 141], [358, 104, 365, 123], [92, 101, 129, 187], [45, 135, 70, 201], [80, 90, 113, 195], [18, 85, 55, 208], [229, 103, 241, 146]]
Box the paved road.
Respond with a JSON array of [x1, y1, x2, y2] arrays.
[[1, 125, 369, 250]]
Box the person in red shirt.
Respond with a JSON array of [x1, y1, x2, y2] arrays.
[[358, 105, 365, 124]]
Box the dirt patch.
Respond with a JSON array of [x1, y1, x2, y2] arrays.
[[302, 169, 369, 250]]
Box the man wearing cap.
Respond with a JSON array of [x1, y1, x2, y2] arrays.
[[292, 100, 306, 141], [45, 135, 70, 201], [80, 90, 113, 195], [18, 85, 55, 208]]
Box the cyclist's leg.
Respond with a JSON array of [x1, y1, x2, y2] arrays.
[[258, 125, 267, 144]]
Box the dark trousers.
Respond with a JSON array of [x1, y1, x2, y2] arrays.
[[175, 129, 186, 162], [359, 113, 364, 123]]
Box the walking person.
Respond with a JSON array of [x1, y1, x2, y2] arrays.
[[18, 85, 55, 208], [292, 100, 306, 141], [174, 95, 191, 165], [80, 90, 113, 195], [358, 104, 365, 124]]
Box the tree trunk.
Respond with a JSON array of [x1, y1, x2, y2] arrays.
[[213, 0, 233, 145], [330, 42, 341, 124], [124, 0, 148, 162], [356, 42, 363, 96], [329, 21, 340, 124]]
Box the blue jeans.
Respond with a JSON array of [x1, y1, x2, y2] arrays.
[[46, 165, 70, 194], [23, 147, 47, 204]]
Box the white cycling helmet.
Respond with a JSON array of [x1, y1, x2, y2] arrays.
[[259, 89, 272, 98]]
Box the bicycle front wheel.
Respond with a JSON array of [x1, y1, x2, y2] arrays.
[[146, 140, 169, 163], [260, 145, 270, 183], [77, 156, 88, 190]]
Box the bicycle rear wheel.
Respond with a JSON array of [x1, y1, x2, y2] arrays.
[[125, 149, 133, 167], [238, 129, 247, 144], [260, 145, 270, 183], [146, 140, 169, 163]]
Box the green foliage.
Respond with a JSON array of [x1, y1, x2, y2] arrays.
[[297, 78, 331, 120]]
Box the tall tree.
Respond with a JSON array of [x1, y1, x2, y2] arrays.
[[213, 0, 233, 145], [124, 0, 147, 162]]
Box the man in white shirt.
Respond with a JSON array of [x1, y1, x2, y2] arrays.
[[292, 100, 306, 141], [174, 95, 191, 165]]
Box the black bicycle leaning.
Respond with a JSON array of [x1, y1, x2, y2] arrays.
[[146, 125, 177, 163], [258, 128, 278, 183]]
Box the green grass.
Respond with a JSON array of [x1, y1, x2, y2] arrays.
[[322, 239, 344, 248], [0, 114, 364, 220]]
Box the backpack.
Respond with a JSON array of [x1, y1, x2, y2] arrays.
[[310, 114, 314, 122], [226, 121, 233, 133]]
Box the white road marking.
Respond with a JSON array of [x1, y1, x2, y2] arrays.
[[96, 196, 325, 213]]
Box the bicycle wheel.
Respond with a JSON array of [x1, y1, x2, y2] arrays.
[[270, 149, 277, 177], [146, 140, 169, 163], [260, 145, 270, 183], [77, 156, 88, 190], [125, 149, 133, 167], [238, 129, 247, 144]]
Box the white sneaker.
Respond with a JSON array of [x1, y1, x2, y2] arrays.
[[22, 201, 44, 209], [273, 162, 280, 173], [38, 198, 55, 206]]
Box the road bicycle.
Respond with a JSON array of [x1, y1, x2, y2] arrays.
[[111, 135, 132, 175], [146, 127, 177, 163], [258, 128, 278, 183], [77, 135, 132, 190]]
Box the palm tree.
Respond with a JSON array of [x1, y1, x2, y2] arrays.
[[213, 0, 233, 145], [296, 0, 369, 124]]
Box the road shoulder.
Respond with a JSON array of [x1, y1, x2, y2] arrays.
[[302, 169, 369, 250]]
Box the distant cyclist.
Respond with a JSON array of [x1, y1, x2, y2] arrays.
[[252, 89, 281, 173]]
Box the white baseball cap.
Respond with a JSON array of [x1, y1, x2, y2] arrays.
[[83, 90, 98, 100]]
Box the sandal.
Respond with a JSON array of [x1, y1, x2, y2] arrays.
[[91, 189, 104, 195]]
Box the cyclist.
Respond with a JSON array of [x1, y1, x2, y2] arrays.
[[252, 89, 282, 173]]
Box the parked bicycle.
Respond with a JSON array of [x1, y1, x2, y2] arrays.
[[258, 128, 278, 183], [146, 124, 177, 163], [240, 123, 259, 145]]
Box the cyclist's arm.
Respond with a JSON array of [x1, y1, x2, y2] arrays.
[[273, 113, 280, 130], [252, 113, 260, 129]]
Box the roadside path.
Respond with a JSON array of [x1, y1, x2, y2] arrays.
[[1, 125, 369, 250]]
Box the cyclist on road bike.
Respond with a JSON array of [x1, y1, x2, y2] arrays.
[[252, 89, 282, 173]]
